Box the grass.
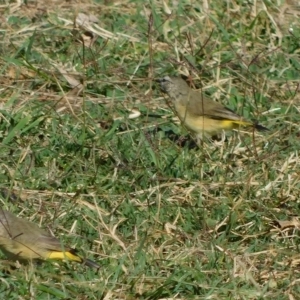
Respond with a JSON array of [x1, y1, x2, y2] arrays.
[[0, 0, 300, 298]]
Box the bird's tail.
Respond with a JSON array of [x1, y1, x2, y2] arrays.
[[231, 120, 268, 132], [83, 258, 100, 269], [253, 122, 269, 131]]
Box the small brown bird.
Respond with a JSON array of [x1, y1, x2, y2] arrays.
[[156, 76, 268, 139], [0, 209, 99, 269]]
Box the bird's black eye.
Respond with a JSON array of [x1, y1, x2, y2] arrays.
[[155, 77, 170, 84]]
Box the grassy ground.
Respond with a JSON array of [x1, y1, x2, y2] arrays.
[[0, 0, 299, 299]]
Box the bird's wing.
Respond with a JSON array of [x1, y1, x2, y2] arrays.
[[187, 92, 244, 121]]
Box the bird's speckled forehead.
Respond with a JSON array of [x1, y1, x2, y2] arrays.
[[157, 76, 172, 92], [157, 76, 191, 100], [161, 75, 171, 81]]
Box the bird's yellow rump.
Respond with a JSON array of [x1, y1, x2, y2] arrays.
[[0, 209, 99, 269], [156, 76, 268, 139]]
